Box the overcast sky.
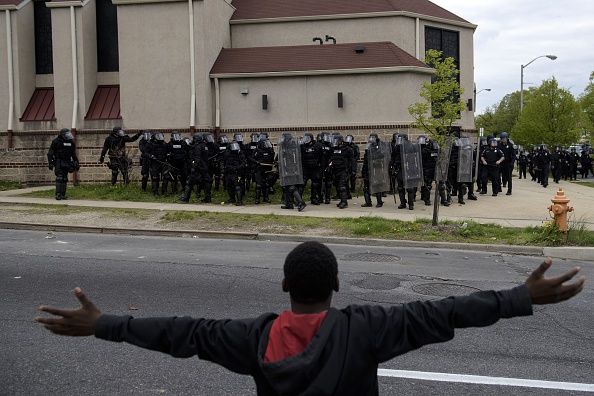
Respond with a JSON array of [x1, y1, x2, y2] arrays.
[[431, 0, 594, 114]]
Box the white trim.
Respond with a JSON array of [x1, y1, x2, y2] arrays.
[[415, 17, 420, 59], [214, 78, 221, 127], [6, 10, 14, 131], [230, 11, 477, 30], [46, 0, 90, 8], [211, 66, 434, 79], [111, 0, 194, 5], [219, 121, 416, 130], [377, 369, 594, 392], [188, 0, 196, 128]]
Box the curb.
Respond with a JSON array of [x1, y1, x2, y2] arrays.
[[0, 222, 258, 241]]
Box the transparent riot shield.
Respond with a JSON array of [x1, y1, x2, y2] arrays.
[[368, 142, 391, 194], [436, 137, 454, 182], [457, 137, 474, 183], [278, 134, 304, 187], [401, 140, 424, 189]]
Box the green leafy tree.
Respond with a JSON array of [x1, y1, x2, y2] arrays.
[[408, 49, 465, 225], [579, 71, 594, 143], [512, 78, 581, 147]]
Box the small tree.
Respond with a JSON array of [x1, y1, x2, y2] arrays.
[[409, 49, 466, 225]]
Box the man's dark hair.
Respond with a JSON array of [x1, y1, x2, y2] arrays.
[[283, 242, 338, 304]]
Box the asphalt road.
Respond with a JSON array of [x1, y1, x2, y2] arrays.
[[1, 230, 592, 395]]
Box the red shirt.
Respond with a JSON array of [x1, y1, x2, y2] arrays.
[[263, 310, 328, 364]]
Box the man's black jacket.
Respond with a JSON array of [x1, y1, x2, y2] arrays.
[[95, 285, 532, 396]]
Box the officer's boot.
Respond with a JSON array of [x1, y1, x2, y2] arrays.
[[281, 189, 294, 209], [458, 184, 467, 205], [337, 187, 348, 209], [141, 177, 148, 192], [214, 176, 220, 192], [255, 186, 261, 205], [61, 182, 68, 200], [293, 189, 307, 212], [311, 183, 321, 205], [202, 182, 212, 203], [398, 190, 407, 209], [152, 180, 160, 196], [375, 193, 384, 208], [439, 183, 450, 206], [324, 183, 331, 204], [111, 172, 118, 186], [361, 190, 373, 207], [468, 183, 478, 200], [263, 184, 271, 203], [161, 179, 169, 196], [235, 185, 243, 206], [407, 189, 415, 210]]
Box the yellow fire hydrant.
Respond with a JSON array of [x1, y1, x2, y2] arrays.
[[548, 188, 573, 232]]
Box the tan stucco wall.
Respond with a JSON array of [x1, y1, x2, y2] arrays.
[[78, 0, 97, 124], [13, 3, 36, 126], [50, 7, 73, 128], [420, 20, 475, 130], [117, 2, 191, 130], [0, 12, 9, 131], [193, 0, 234, 128], [218, 72, 431, 129], [230, 16, 417, 56]]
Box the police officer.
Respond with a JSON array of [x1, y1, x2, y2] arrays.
[[419, 135, 437, 206], [318, 132, 334, 204], [345, 135, 359, 195], [497, 132, 516, 195], [245, 133, 260, 190], [99, 127, 141, 185], [214, 134, 230, 191], [165, 132, 189, 194], [518, 150, 528, 180], [138, 131, 153, 191], [328, 135, 353, 209], [180, 133, 212, 203], [551, 146, 562, 184], [300, 133, 323, 205], [480, 138, 504, 196], [568, 148, 580, 181], [535, 145, 551, 187], [252, 138, 275, 204], [47, 128, 80, 200], [147, 132, 170, 196], [223, 141, 247, 206], [391, 133, 417, 210], [361, 134, 384, 208], [580, 150, 592, 178]]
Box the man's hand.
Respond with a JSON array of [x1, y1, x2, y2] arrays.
[[525, 258, 586, 304], [35, 287, 102, 336]]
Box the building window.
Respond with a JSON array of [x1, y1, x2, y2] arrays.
[[96, 0, 119, 72], [34, 1, 53, 75], [425, 27, 459, 67]]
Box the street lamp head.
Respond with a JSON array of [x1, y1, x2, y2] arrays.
[[485, 88, 492, 92], [546, 55, 557, 60]]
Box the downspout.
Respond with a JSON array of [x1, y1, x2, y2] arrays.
[[188, 0, 196, 131], [415, 17, 420, 59], [70, 5, 79, 183], [5, 10, 14, 148], [70, 5, 78, 131], [214, 77, 220, 128]]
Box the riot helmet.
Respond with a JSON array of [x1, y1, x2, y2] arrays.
[[219, 135, 229, 145], [184, 138, 192, 146], [322, 133, 332, 144], [193, 133, 204, 144], [154, 132, 165, 142], [345, 135, 354, 144], [490, 139, 498, 148], [59, 128, 74, 141], [262, 140, 273, 150], [234, 133, 244, 143], [500, 132, 509, 141], [571, 147, 576, 152], [259, 132, 269, 142], [302, 133, 313, 145], [142, 131, 152, 141], [332, 135, 344, 148], [204, 133, 215, 144], [417, 135, 428, 145], [112, 127, 125, 137], [250, 133, 259, 144], [229, 142, 241, 152], [171, 132, 182, 142], [395, 133, 408, 146], [368, 133, 379, 143]]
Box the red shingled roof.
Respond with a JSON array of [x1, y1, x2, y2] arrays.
[[20, 88, 56, 122], [0, 0, 24, 6], [230, 0, 469, 24], [85, 85, 121, 120], [210, 42, 431, 76]]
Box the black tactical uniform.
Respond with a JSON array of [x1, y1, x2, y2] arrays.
[[568, 149, 580, 180], [361, 134, 384, 208], [319, 133, 334, 204], [518, 151, 528, 180], [328, 135, 353, 209], [535, 146, 551, 187], [391, 134, 417, 210], [300, 133, 323, 205], [345, 135, 359, 193], [551, 147, 562, 183], [180, 133, 212, 203], [580, 151, 592, 178], [223, 142, 247, 205], [138, 131, 153, 191], [47, 128, 79, 200], [147, 133, 170, 196], [498, 133, 516, 195], [99, 127, 141, 185], [480, 140, 504, 196], [165, 132, 189, 194], [251, 139, 275, 204], [419, 136, 438, 206], [245, 133, 260, 191], [214, 135, 229, 191]]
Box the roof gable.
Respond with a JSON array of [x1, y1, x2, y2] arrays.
[[230, 0, 470, 24], [210, 42, 432, 77]]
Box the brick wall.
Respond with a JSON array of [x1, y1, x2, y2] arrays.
[[0, 126, 476, 185]]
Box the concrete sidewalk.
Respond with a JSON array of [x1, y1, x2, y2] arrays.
[[1, 178, 593, 230]]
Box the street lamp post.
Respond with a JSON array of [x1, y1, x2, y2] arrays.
[[520, 55, 557, 113]]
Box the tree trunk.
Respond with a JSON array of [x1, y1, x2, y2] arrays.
[[432, 140, 453, 226]]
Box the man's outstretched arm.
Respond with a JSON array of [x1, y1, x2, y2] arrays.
[[363, 258, 585, 363]]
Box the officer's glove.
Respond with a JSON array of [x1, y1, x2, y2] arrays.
[[74, 161, 81, 171], [48, 164, 54, 171]]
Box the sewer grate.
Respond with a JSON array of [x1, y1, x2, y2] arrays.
[[343, 252, 402, 262], [412, 283, 481, 297], [351, 274, 403, 290]]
